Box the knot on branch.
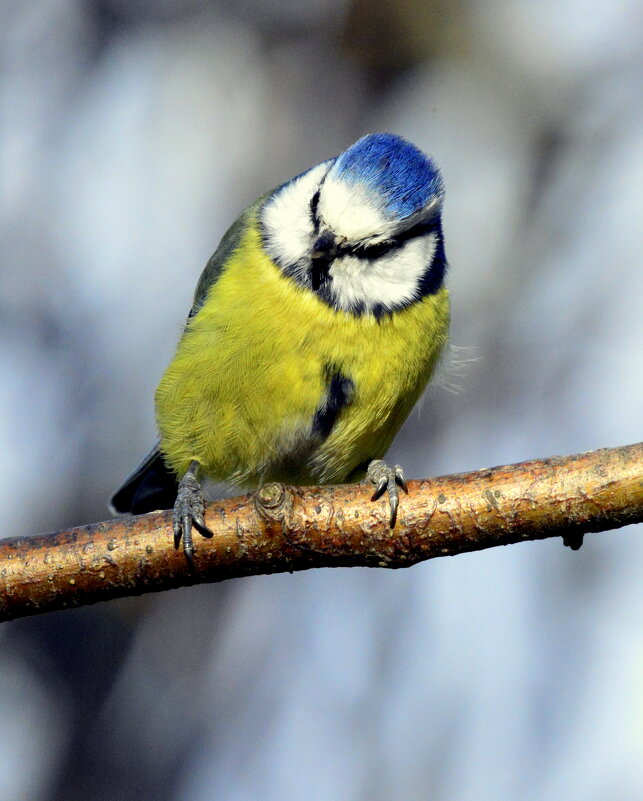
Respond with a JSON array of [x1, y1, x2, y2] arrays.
[[254, 483, 294, 527]]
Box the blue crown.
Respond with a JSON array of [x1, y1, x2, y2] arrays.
[[330, 133, 443, 219]]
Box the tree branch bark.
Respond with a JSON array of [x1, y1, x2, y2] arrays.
[[1, 443, 641, 622]]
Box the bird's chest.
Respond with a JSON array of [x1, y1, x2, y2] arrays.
[[255, 286, 448, 483], [159, 234, 448, 484]]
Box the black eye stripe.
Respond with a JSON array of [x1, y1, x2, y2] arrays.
[[343, 239, 396, 259], [310, 190, 320, 229], [309, 167, 330, 233], [338, 219, 439, 260]]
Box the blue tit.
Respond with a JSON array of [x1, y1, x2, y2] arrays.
[[111, 132, 449, 563]]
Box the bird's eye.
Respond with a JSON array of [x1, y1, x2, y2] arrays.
[[363, 239, 396, 258], [343, 238, 396, 260]]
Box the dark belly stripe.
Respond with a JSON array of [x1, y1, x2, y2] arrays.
[[312, 365, 354, 438]]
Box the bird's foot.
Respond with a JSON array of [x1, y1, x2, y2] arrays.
[[366, 459, 408, 528], [173, 461, 213, 568]]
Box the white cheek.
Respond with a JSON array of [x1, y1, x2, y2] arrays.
[[330, 233, 437, 311], [261, 161, 332, 267]]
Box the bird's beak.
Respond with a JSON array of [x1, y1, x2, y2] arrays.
[[310, 232, 338, 260]]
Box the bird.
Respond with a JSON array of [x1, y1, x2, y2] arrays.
[[110, 132, 450, 565]]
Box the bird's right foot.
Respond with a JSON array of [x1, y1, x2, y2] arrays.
[[173, 460, 213, 567], [366, 459, 409, 528]]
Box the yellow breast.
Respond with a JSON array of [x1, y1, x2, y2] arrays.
[[155, 215, 449, 486]]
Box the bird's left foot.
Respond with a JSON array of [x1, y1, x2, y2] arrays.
[[366, 459, 408, 527]]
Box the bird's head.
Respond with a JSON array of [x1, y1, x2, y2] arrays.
[[261, 133, 446, 315]]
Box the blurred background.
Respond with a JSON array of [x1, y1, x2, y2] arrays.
[[2, 1, 642, 799]]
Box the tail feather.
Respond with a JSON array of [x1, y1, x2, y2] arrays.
[[110, 445, 178, 515]]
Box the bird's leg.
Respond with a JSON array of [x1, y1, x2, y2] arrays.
[[366, 459, 409, 528], [173, 460, 213, 567]]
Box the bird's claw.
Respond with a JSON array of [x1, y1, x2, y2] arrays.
[[173, 468, 213, 567], [393, 465, 408, 494], [366, 459, 409, 527]]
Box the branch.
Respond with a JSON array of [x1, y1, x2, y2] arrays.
[[1, 443, 641, 622]]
